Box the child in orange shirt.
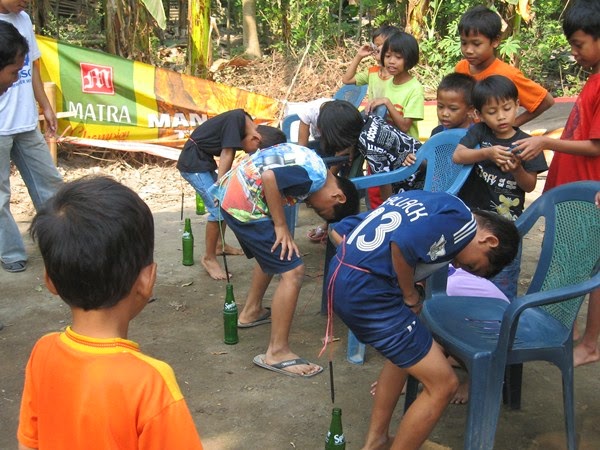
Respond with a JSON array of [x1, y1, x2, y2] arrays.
[[18, 177, 204, 450], [455, 5, 554, 127]]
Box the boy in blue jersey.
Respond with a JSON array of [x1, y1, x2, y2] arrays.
[[211, 143, 359, 377], [327, 190, 519, 449]]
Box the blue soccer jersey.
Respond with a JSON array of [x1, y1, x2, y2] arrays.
[[329, 190, 477, 367]]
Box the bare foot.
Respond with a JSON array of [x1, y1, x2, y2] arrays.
[[573, 325, 581, 341], [216, 244, 244, 256], [201, 257, 231, 281], [573, 342, 600, 367], [450, 380, 469, 404], [361, 434, 392, 450], [370, 380, 406, 396]]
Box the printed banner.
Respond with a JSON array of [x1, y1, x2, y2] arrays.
[[37, 35, 280, 159]]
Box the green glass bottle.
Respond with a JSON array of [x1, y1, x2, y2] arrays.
[[182, 218, 194, 266], [195, 193, 206, 215], [223, 283, 239, 345], [325, 407, 346, 449]]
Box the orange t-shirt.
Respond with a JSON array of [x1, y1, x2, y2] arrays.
[[455, 58, 548, 113], [18, 327, 204, 450]]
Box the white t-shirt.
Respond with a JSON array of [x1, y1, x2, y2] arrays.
[[296, 98, 331, 140], [0, 11, 41, 134]]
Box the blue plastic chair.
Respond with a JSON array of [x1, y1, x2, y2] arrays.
[[405, 180, 600, 450], [281, 84, 368, 142], [350, 128, 472, 196]]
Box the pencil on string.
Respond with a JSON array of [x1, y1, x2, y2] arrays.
[[329, 360, 335, 404]]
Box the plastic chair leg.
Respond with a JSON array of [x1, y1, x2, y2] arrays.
[[561, 363, 577, 450], [346, 330, 366, 365], [283, 205, 297, 237], [502, 363, 523, 410], [464, 360, 505, 450], [404, 375, 419, 413]]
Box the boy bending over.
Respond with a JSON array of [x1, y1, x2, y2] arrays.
[[328, 190, 519, 450], [211, 143, 359, 377]]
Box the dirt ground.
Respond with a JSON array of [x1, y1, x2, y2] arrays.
[[2, 149, 600, 449]]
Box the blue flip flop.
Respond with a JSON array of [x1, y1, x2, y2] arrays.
[[1, 260, 27, 273]]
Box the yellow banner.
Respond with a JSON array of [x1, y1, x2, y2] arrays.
[[37, 36, 280, 159]]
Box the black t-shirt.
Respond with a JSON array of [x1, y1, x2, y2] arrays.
[[177, 109, 248, 173], [457, 123, 548, 220]]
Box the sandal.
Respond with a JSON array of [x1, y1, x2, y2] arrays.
[[1, 260, 27, 273], [307, 225, 328, 243]]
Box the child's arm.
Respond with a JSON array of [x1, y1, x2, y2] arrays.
[[367, 97, 413, 133], [261, 169, 300, 260], [297, 121, 310, 147], [32, 60, 57, 136], [453, 143, 514, 166], [513, 136, 600, 161], [342, 44, 374, 85], [391, 243, 423, 312], [217, 148, 236, 179], [514, 92, 555, 128], [500, 159, 538, 193]]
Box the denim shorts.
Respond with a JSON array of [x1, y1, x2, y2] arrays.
[[180, 170, 220, 222]]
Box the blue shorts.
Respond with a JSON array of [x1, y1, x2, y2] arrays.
[[220, 210, 303, 275], [331, 264, 432, 368], [180, 170, 220, 222]]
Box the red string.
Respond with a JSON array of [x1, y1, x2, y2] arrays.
[[319, 237, 370, 358]]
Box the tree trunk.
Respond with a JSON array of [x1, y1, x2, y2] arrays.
[[187, 0, 211, 77], [242, 0, 261, 58], [105, 0, 153, 63]]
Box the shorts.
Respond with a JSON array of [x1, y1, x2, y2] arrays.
[[220, 210, 303, 275], [180, 170, 220, 222], [331, 264, 432, 368]]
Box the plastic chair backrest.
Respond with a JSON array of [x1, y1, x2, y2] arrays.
[[350, 128, 471, 195], [281, 113, 299, 142], [516, 181, 600, 327], [333, 84, 368, 108]]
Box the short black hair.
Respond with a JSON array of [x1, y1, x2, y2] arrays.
[[258, 125, 286, 148], [473, 209, 520, 278], [438, 72, 475, 106], [331, 175, 360, 223], [317, 100, 364, 157], [372, 25, 401, 42], [380, 31, 420, 71], [0, 21, 28, 71], [563, 0, 600, 40], [472, 75, 518, 112], [458, 5, 502, 40], [30, 176, 155, 311]]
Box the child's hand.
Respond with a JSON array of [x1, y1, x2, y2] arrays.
[[357, 43, 375, 58], [510, 136, 546, 161], [364, 97, 391, 114], [595, 192, 600, 209], [272, 223, 300, 261], [499, 156, 521, 173], [402, 153, 417, 167], [486, 146, 514, 167]]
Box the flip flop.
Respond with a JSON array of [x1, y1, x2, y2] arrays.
[[237, 307, 271, 328], [253, 354, 323, 378], [1, 260, 27, 273]]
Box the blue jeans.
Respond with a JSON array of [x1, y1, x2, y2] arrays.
[[0, 129, 63, 263], [491, 244, 522, 301], [180, 170, 220, 222]]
